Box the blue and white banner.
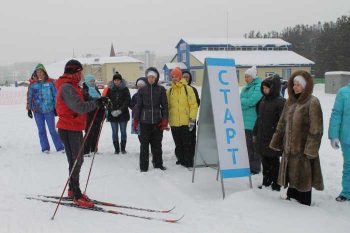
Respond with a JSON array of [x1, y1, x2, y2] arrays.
[[195, 58, 250, 179]]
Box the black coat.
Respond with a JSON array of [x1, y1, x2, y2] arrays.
[[105, 80, 131, 122], [133, 81, 168, 125], [253, 76, 285, 157]]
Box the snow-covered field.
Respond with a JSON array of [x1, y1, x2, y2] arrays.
[[0, 85, 349, 233]]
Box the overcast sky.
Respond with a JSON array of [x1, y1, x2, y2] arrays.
[[0, 0, 349, 65]]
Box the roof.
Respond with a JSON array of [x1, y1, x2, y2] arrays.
[[163, 62, 187, 70], [190, 50, 314, 67], [325, 71, 350, 75], [45, 56, 143, 79], [177, 38, 291, 48]]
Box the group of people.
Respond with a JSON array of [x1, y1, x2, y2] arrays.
[[26, 60, 200, 207], [240, 66, 350, 205], [26, 60, 349, 208], [132, 67, 199, 171]]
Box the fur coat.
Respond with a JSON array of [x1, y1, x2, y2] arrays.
[[270, 71, 324, 192]]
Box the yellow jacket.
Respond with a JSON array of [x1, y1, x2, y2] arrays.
[[166, 79, 198, 127]]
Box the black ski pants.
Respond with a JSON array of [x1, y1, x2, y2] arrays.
[[139, 123, 163, 171], [58, 129, 84, 199], [261, 155, 280, 184], [245, 129, 261, 174], [171, 125, 193, 167]]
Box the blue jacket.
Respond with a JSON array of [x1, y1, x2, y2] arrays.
[[28, 78, 56, 113], [240, 77, 263, 130], [329, 82, 350, 144]]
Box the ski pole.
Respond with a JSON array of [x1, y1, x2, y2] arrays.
[[51, 106, 101, 220], [83, 110, 106, 194]]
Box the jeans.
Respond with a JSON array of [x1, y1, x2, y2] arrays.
[[110, 121, 128, 142], [34, 111, 64, 152]]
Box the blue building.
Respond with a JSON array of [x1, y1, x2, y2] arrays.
[[165, 38, 313, 85]]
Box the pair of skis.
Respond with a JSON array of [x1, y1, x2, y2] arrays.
[[27, 195, 183, 223]]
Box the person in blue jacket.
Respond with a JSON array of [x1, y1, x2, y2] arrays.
[[329, 81, 350, 202], [27, 63, 64, 153], [240, 66, 263, 174]]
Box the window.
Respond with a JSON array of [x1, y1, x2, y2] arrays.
[[182, 53, 187, 63]]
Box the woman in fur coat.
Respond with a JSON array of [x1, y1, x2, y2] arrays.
[[269, 70, 324, 206]]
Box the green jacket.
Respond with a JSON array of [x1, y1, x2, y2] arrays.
[[240, 77, 263, 130]]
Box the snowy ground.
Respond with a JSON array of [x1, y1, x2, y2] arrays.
[[0, 85, 349, 233]]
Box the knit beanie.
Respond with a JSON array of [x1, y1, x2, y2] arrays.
[[171, 67, 182, 78], [245, 66, 257, 79], [293, 75, 306, 89], [113, 72, 123, 81], [64, 59, 83, 74]]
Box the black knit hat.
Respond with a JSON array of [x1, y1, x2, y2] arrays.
[[64, 59, 83, 74], [113, 72, 123, 81]]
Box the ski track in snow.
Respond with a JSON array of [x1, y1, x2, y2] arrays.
[[0, 85, 349, 233]]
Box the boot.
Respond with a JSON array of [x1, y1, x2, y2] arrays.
[[121, 140, 127, 154], [271, 182, 281, 191], [73, 194, 94, 208], [262, 176, 272, 187], [113, 141, 120, 154]]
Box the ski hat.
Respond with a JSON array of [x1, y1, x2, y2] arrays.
[[113, 72, 123, 81], [294, 75, 306, 89], [145, 67, 160, 81], [33, 63, 48, 78], [136, 79, 146, 87], [64, 59, 83, 74], [182, 70, 193, 85], [245, 66, 257, 79], [84, 74, 95, 85], [171, 67, 182, 79]]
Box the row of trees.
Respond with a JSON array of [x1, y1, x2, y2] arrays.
[[244, 14, 350, 77]]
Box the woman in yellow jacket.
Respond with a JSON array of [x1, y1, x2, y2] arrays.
[[167, 67, 198, 167]]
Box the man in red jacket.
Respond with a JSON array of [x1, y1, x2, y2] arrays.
[[56, 59, 108, 208]]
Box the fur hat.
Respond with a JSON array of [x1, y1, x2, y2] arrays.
[[245, 66, 257, 79], [64, 59, 83, 74]]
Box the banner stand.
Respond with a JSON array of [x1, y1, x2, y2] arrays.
[[192, 58, 252, 199]]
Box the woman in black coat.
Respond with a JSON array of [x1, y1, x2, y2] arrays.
[[105, 72, 131, 154], [253, 75, 285, 190]]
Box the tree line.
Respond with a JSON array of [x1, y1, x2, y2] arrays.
[[244, 14, 350, 78]]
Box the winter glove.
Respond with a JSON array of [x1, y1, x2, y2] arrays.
[[54, 108, 57, 116], [158, 119, 169, 131], [27, 110, 33, 119], [133, 119, 139, 132], [111, 109, 122, 117], [188, 119, 195, 132], [96, 97, 110, 108], [331, 138, 340, 150]]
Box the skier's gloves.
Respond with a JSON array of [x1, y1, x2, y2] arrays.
[[133, 119, 139, 132], [27, 110, 33, 119], [97, 97, 110, 107], [111, 109, 122, 117], [331, 138, 340, 150], [188, 119, 195, 132], [158, 118, 169, 131]]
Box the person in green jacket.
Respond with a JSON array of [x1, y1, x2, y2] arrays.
[[240, 66, 263, 174], [329, 81, 350, 202]]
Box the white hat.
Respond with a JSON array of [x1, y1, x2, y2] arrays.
[[245, 66, 257, 79], [294, 75, 306, 89]]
